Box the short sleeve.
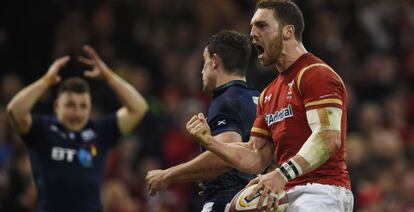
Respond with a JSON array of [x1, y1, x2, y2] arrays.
[[21, 115, 48, 148], [208, 101, 243, 137], [298, 66, 345, 111], [250, 91, 272, 141], [93, 113, 122, 149]]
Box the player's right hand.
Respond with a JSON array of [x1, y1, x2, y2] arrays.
[[43, 56, 70, 86], [146, 169, 171, 196], [186, 113, 212, 146], [246, 170, 287, 211]]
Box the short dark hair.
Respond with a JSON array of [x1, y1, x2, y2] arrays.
[[57, 77, 90, 96], [206, 30, 251, 76], [256, 0, 304, 41]]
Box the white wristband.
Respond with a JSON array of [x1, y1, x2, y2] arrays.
[[275, 168, 288, 182]]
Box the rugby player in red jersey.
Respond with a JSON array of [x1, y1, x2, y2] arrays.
[[186, 0, 353, 211]]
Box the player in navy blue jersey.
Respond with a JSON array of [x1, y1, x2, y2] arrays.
[[6, 45, 148, 212], [146, 30, 259, 212]]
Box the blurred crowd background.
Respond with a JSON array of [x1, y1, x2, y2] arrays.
[[0, 0, 414, 211]]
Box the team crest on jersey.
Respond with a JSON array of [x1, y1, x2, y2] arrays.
[[287, 80, 294, 99], [264, 104, 293, 126], [81, 129, 96, 142]]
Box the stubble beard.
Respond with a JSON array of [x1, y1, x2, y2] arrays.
[[265, 33, 283, 67]]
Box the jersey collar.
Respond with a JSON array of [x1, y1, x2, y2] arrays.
[[53, 115, 91, 133], [281, 53, 313, 76], [212, 80, 249, 98]]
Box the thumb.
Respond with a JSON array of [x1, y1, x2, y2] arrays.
[[246, 175, 260, 187]]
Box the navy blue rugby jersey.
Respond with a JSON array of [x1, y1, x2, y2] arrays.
[[201, 80, 260, 209], [21, 113, 120, 212]]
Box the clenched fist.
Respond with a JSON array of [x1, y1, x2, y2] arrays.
[[186, 113, 212, 146]]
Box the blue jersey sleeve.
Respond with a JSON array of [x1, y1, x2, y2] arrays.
[[208, 101, 243, 137], [93, 113, 121, 149]]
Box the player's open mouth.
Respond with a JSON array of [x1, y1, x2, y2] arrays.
[[253, 43, 265, 59]]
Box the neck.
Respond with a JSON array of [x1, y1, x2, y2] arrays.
[[276, 41, 307, 73], [215, 72, 246, 88]]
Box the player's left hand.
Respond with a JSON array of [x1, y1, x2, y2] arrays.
[[246, 171, 287, 211], [146, 169, 171, 196], [78, 45, 113, 81]]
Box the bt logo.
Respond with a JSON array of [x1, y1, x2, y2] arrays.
[[51, 146, 97, 167], [51, 147, 76, 162]]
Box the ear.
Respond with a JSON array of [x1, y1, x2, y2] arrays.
[[212, 53, 222, 70], [282, 25, 295, 40]]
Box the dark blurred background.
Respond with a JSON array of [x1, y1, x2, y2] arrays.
[[0, 0, 413, 211]]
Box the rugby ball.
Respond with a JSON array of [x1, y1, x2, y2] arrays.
[[228, 185, 289, 212]]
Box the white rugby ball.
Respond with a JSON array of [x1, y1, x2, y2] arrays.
[[228, 185, 289, 212]]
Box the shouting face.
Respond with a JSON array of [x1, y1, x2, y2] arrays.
[[250, 8, 283, 66]]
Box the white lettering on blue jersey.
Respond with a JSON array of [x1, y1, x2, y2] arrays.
[[217, 119, 226, 126], [51, 147, 77, 162]]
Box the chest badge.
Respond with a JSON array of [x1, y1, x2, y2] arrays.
[[287, 80, 294, 99], [81, 129, 96, 142]]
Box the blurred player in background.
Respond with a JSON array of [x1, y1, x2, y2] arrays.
[[186, 0, 353, 211], [146, 30, 259, 212], [6, 45, 148, 212]]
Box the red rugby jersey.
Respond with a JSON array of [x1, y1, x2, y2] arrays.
[[251, 53, 351, 190]]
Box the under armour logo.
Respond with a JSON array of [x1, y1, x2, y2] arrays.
[[264, 94, 272, 103], [217, 120, 226, 126]]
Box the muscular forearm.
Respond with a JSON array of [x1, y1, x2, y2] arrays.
[[205, 136, 269, 174], [188, 115, 273, 174], [276, 129, 341, 181], [165, 151, 231, 183], [7, 77, 51, 133], [8, 77, 50, 114]]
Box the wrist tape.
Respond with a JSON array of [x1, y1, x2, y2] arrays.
[[276, 159, 303, 181]]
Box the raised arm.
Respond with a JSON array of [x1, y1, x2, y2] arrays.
[[187, 113, 274, 174], [7, 56, 70, 134], [79, 45, 148, 136]]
